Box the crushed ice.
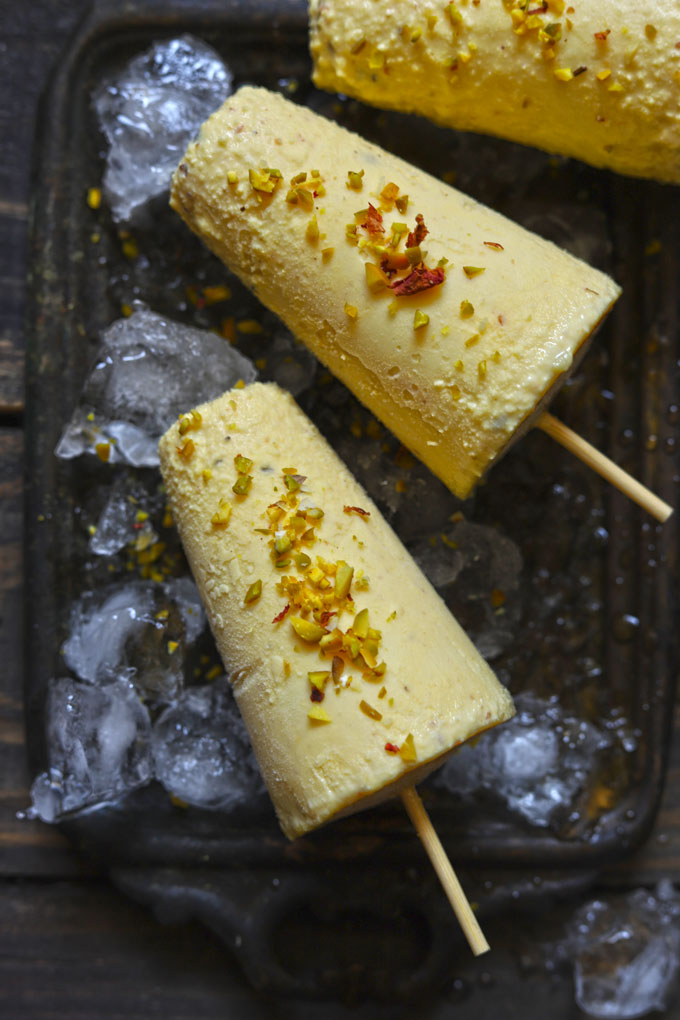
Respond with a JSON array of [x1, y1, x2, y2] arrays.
[[435, 692, 611, 829], [29, 676, 152, 822], [567, 881, 680, 1018], [56, 307, 257, 467], [62, 576, 206, 700], [93, 35, 232, 223], [152, 677, 266, 810]]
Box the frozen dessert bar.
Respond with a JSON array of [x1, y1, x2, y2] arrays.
[[170, 86, 620, 498], [310, 0, 680, 184], [158, 382, 515, 838]]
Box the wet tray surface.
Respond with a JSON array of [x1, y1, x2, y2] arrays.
[[24, 0, 680, 993]]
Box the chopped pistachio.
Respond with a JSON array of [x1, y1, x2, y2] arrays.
[[365, 261, 389, 294], [395, 194, 409, 214], [291, 616, 327, 643], [360, 699, 382, 721], [211, 499, 232, 527], [344, 303, 359, 319], [308, 670, 331, 691], [405, 245, 423, 265], [353, 608, 370, 638], [295, 186, 314, 211], [335, 561, 354, 599], [249, 168, 280, 193], [596, 67, 611, 81], [308, 705, 331, 723], [319, 630, 344, 654], [321, 247, 334, 262], [554, 67, 574, 81], [478, 359, 487, 378], [460, 299, 474, 318], [234, 454, 253, 474], [445, 2, 463, 29], [176, 438, 195, 460], [331, 656, 344, 683], [226, 170, 238, 184], [167, 640, 178, 655], [413, 309, 429, 331], [232, 474, 252, 496], [410, 26, 422, 42], [274, 534, 293, 555], [244, 580, 262, 604], [95, 442, 111, 463], [464, 333, 479, 347], [291, 171, 307, 185], [463, 265, 485, 278], [306, 215, 320, 243], [400, 733, 417, 762], [346, 169, 365, 190]]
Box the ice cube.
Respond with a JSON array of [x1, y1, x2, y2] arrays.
[[90, 472, 164, 556], [62, 576, 206, 701], [570, 884, 680, 1019], [29, 676, 152, 819], [93, 35, 232, 223], [56, 307, 257, 467], [151, 677, 266, 810], [435, 693, 611, 829]]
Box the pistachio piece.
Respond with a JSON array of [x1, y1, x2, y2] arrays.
[[291, 616, 327, 643]]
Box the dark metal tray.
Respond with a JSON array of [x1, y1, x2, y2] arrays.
[[25, 0, 679, 999]]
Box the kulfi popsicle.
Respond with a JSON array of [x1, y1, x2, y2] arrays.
[[158, 382, 515, 841], [310, 0, 680, 185], [171, 86, 621, 501]]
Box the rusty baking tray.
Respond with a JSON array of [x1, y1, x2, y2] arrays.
[[24, 0, 679, 998]]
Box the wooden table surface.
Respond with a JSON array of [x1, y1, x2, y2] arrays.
[[2, 3, 680, 1016]]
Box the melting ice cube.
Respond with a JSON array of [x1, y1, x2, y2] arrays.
[[56, 307, 257, 467], [152, 677, 266, 810], [89, 471, 165, 556], [93, 35, 232, 223], [435, 692, 611, 829], [62, 576, 206, 701], [569, 882, 680, 1018], [29, 676, 152, 821]]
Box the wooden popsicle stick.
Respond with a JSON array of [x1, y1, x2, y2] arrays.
[[400, 786, 489, 956], [537, 413, 673, 524]]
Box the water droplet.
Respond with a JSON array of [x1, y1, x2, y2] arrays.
[[664, 436, 676, 455], [645, 434, 659, 452], [620, 427, 635, 446], [611, 613, 639, 642], [667, 404, 679, 425]]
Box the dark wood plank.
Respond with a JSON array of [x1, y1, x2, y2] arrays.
[[0, 877, 598, 1019], [0, 1, 91, 412], [0, 428, 84, 876]]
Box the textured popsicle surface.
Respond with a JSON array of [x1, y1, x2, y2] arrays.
[[310, 0, 680, 185], [171, 86, 620, 498], [159, 383, 515, 839]]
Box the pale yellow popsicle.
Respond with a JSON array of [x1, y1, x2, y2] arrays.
[[158, 382, 514, 839], [310, 0, 680, 185], [171, 86, 620, 499]]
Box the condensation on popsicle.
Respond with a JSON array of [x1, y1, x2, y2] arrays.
[[310, 0, 680, 185], [170, 86, 621, 500], [158, 382, 515, 840]]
